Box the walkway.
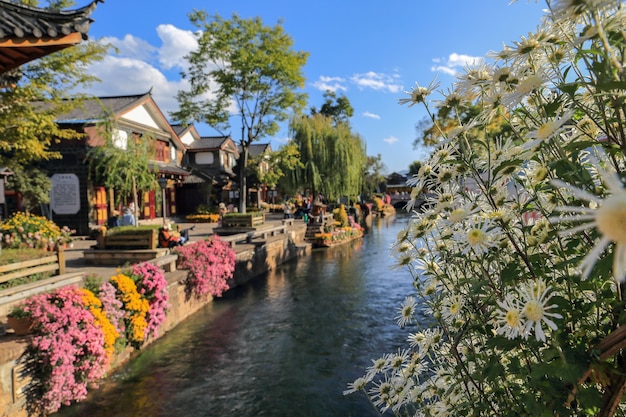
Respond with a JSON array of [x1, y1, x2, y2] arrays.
[[63, 213, 304, 280]]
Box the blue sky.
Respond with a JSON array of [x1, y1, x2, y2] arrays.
[[84, 0, 547, 174]]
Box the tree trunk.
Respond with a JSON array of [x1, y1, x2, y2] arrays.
[[239, 148, 248, 214], [132, 176, 139, 227]]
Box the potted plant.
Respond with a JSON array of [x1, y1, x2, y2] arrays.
[[7, 304, 32, 335]]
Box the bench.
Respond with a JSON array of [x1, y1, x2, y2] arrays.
[[0, 247, 66, 286], [221, 213, 265, 228], [282, 218, 295, 226], [101, 229, 158, 250], [83, 247, 169, 266]]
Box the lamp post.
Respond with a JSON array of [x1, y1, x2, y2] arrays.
[[158, 177, 168, 226]]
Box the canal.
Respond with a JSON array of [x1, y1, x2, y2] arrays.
[[56, 214, 420, 417]]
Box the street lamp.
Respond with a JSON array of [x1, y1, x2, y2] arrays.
[[158, 177, 168, 226]]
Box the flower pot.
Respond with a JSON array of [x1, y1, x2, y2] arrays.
[[7, 316, 33, 335]]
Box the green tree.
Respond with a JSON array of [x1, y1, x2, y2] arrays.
[[311, 90, 354, 126], [172, 12, 308, 213], [287, 113, 367, 202], [407, 160, 422, 176], [0, 0, 108, 210], [362, 154, 386, 197], [258, 142, 303, 190], [86, 118, 158, 224], [6, 165, 51, 213]]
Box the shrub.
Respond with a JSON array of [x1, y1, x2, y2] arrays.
[[175, 236, 236, 297], [347, 3, 626, 417], [333, 204, 349, 227]]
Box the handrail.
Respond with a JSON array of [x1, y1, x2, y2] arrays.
[[218, 224, 288, 248]]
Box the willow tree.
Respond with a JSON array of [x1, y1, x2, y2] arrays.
[[172, 12, 308, 213], [287, 113, 366, 202]]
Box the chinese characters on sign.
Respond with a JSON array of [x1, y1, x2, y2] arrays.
[[50, 174, 80, 215]]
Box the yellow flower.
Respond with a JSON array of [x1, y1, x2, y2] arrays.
[[81, 288, 120, 358], [110, 273, 149, 346]]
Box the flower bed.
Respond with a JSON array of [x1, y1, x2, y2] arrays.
[[12, 263, 168, 414], [7, 237, 237, 415], [0, 212, 74, 250], [185, 213, 220, 223], [314, 227, 363, 248]]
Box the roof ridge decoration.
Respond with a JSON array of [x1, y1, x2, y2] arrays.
[[0, 0, 101, 73]]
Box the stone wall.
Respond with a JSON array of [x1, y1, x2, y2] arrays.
[[0, 224, 309, 417]]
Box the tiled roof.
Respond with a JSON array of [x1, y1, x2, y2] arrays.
[[151, 162, 191, 177], [0, 0, 100, 73], [186, 136, 230, 151], [53, 93, 151, 124], [170, 124, 187, 136], [242, 143, 271, 157]]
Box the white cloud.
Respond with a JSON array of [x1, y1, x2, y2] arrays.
[[86, 26, 226, 120], [99, 34, 157, 63], [311, 76, 347, 92], [155, 24, 198, 70], [85, 55, 186, 115], [351, 71, 402, 93], [362, 112, 380, 120], [431, 52, 483, 76], [384, 136, 398, 144], [430, 65, 458, 76]]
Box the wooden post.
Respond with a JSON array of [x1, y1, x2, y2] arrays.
[[57, 245, 66, 275]]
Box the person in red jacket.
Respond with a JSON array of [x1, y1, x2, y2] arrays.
[[158, 224, 193, 248]]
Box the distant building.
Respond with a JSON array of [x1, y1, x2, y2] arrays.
[[184, 136, 239, 205], [44, 92, 190, 234]]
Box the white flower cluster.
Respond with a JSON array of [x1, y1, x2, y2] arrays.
[[348, 1, 626, 416]]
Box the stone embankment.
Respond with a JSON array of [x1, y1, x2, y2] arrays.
[[0, 214, 310, 417]]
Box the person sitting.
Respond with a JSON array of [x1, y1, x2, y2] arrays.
[[158, 224, 194, 248], [120, 203, 136, 226], [107, 210, 120, 228]]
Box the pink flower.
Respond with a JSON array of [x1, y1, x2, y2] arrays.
[[175, 236, 236, 297]]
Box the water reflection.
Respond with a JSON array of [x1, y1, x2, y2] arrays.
[[56, 214, 415, 417]]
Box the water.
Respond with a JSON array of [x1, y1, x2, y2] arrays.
[[56, 215, 419, 417]]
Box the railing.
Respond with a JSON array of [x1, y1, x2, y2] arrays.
[[220, 224, 288, 248], [0, 247, 84, 320]]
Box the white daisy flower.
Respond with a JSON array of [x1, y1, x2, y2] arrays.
[[526, 110, 574, 146], [398, 78, 440, 107], [441, 293, 465, 325], [395, 296, 418, 328], [518, 280, 562, 342], [550, 156, 626, 282], [501, 71, 550, 108], [343, 377, 367, 395], [454, 218, 502, 255], [493, 293, 526, 340]]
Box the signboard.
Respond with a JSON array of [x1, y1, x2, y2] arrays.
[[50, 174, 80, 215]]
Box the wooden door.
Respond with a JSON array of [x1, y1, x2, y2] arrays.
[[94, 187, 107, 225]]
